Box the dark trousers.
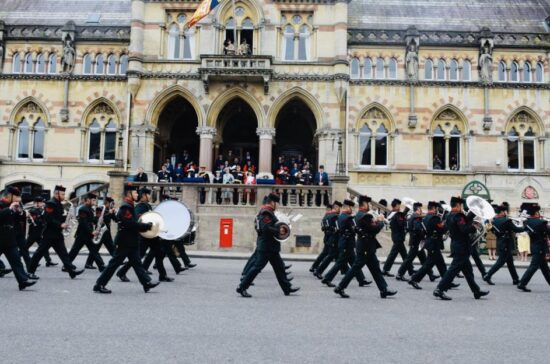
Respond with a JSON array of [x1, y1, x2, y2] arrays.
[[242, 250, 258, 276], [519, 251, 550, 287], [339, 250, 387, 291], [397, 242, 431, 277], [315, 245, 339, 274], [411, 248, 447, 283], [437, 254, 481, 293], [26, 234, 52, 263], [0, 243, 29, 285], [240, 250, 291, 293], [311, 242, 330, 271], [142, 243, 168, 278], [173, 240, 193, 266], [117, 239, 151, 277], [86, 231, 115, 266], [68, 237, 104, 268], [0, 258, 5, 269], [382, 239, 408, 273], [16, 234, 31, 268], [471, 245, 487, 276], [28, 235, 74, 273], [486, 247, 519, 282], [96, 245, 152, 287], [324, 247, 365, 283]]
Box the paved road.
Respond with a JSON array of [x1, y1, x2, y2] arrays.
[[1, 256, 548, 364]]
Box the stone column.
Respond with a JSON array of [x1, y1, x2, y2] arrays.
[[130, 124, 155, 174], [256, 127, 276, 177], [316, 128, 343, 174], [107, 170, 129, 204], [331, 175, 350, 203], [197, 126, 216, 171]]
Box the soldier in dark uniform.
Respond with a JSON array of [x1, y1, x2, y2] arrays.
[[27, 185, 84, 279], [396, 203, 437, 281], [309, 205, 336, 273], [321, 199, 370, 288], [334, 195, 397, 299], [434, 197, 489, 300], [94, 184, 160, 294], [483, 204, 523, 285], [313, 201, 343, 279], [85, 197, 116, 269], [517, 203, 550, 292], [0, 187, 36, 290], [237, 193, 300, 298], [25, 196, 57, 267], [382, 199, 409, 277], [13, 200, 31, 269], [68, 193, 105, 270], [408, 202, 459, 290]]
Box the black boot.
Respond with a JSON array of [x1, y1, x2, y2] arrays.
[[93, 285, 112, 294], [236, 286, 252, 298], [380, 289, 397, 299], [408, 280, 422, 290], [433, 289, 452, 300], [334, 286, 350, 298], [474, 290, 490, 299]]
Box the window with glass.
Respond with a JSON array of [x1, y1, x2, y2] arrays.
[[283, 25, 295, 61], [48, 54, 57, 74], [360, 124, 372, 165], [119, 55, 128, 74], [424, 59, 433, 80], [36, 54, 45, 74], [104, 119, 117, 161], [83, 54, 92, 74], [281, 15, 311, 62], [107, 55, 117, 75], [507, 127, 519, 169], [168, 24, 180, 60], [364, 58, 373, 79], [462, 60, 471, 81], [13, 53, 21, 73], [24, 53, 33, 73], [449, 59, 458, 81], [535, 62, 544, 83], [357, 108, 392, 167], [17, 119, 30, 159], [298, 25, 310, 61], [432, 126, 445, 170], [350, 58, 360, 79], [88, 119, 101, 161], [523, 63, 531, 83], [510, 62, 519, 82], [506, 111, 540, 171], [32, 119, 45, 159], [437, 59, 446, 80], [86, 103, 119, 164], [431, 110, 465, 171], [95, 54, 104, 74], [498, 61, 507, 81], [375, 58, 385, 79], [388, 58, 397, 79]]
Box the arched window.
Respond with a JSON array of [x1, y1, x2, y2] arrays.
[[350, 58, 360, 79], [364, 58, 373, 79], [358, 107, 392, 167], [24, 53, 33, 73], [523, 63, 531, 82], [431, 109, 465, 171], [375, 124, 388, 166], [298, 25, 311, 61], [388, 58, 397, 79], [32, 118, 45, 159], [88, 119, 101, 161], [104, 119, 117, 161], [360, 124, 372, 165], [424, 59, 433, 80], [462, 60, 471, 81], [95, 54, 105, 74], [535, 62, 544, 83], [36, 54, 45, 74], [505, 110, 540, 171], [119, 54, 128, 74], [498, 61, 507, 81], [83, 54, 92, 74], [107, 54, 117, 75], [168, 23, 180, 60], [183, 27, 195, 60], [375, 58, 385, 79], [13, 53, 21, 73], [17, 118, 30, 159], [510, 61, 519, 82], [449, 59, 458, 81], [48, 54, 57, 74], [283, 25, 294, 61], [437, 59, 446, 80]]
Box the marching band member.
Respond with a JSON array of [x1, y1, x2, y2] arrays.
[[27, 185, 84, 280], [0, 187, 36, 290], [517, 203, 550, 292], [85, 197, 116, 269], [94, 184, 160, 294], [313, 201, 343, 279], [334, 195, 397, 299], [26, 196, 57, 267], [309, 205, 336, 273], [483, 204, 523, 285], [433, 197, 489, 300], [382, 199, 408, 277]]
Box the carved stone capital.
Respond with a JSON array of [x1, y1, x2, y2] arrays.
[[315, 127, 343, 140], [196, 126, 217, 137], [256, 127, 276, 138]]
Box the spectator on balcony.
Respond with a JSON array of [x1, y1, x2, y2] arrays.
[[243, 172, 256, 205], [157, 164, 171, 182], [198, 166, 210, 183], [134, 167, 148, 182], [244, 151, 254, 166], [243, 160, 256, 174], [314, 165, 330, 186], [215, 154, 225, 172], [165, 158, 174, 176], [212, 170, 223, 204], [433, 155, 443, 170], [174, 163, 184, 182], [222, 167, 235, 202], [185, 161, 197, 178], [290, 162, 300, 184], [224, 40, 236, 55], [302, 166, 313, 185], [232, 165, 244, 184], [275, 165, 290, 185], [181, 150, 191, 167], [238, 39, 251, 56], [450, 155, 458, 171]]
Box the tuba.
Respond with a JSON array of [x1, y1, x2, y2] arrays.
[[465, 196, 496, 246]]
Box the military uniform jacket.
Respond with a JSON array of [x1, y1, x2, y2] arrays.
[[422, 213, 447, 251], [14, 209, 26, 238], [28, 207, 44, 238], [114, 201, 152, 249], [389, 211, 407, 243], [407, 213, 425, 246], [326, 213, 340, 249], [75, 204, 95, 241], [524, 218, 550, 254], [446, 211, 476, 256], [103, 210, 117, 231], [0, 200, 17, 247], [354, 209, 384, 253], [491, 217, 523, 253], [255, 206, 280, 253], [321, 212, 336, 244], [336, 212, 356, 251], [43, 198, 66, 240]]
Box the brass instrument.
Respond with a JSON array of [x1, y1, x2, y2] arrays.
[[465, 196, 495, 246], [62, 201, 77, 237], [92, 205, 107, 245]]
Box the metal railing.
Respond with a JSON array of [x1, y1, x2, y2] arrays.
[[201, 55, 271, 70]]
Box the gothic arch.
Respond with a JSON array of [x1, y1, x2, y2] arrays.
[[505, 106, 545, 136], [355, 102, 395, 132], [267, 87, 323, 129], [9, 97, 50, 126], [429, 104, 470, 134], [207, 87, 264, 128], [216, 0, 264, 25], [80, 97, 122, 127], [145, 85, 204, 127]]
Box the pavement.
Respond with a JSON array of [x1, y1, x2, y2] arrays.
[[1, 255, 549, 364]]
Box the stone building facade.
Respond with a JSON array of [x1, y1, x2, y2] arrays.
[[0, 0, 549, 209]]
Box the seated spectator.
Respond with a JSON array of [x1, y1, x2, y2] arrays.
[[134, 167, 148, 182], [174, 163, 184, 182], [275, 165, 290, 185], [243, 160, 256, 174], [165, 158, 174, 175], [215, 155, 225, 171], [232, 165, 244, 183], [157, 164, 171, 182], [185, 161, 197, 178], [197, 166, 210, 183]]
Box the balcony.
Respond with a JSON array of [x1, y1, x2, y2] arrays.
[[198, 55, 273, 94]]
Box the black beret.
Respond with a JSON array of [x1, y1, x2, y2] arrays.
[[45, 200, 56, 207], [332, 200, 343, 207], [391, 199, 401, 207], [492, 204, 501, 214], [139, 187, 152, 195], [54, 185, 66, 192], [343, 199, 355, 207], [520, 203, 530, 212], [428, 201, 440, 209], [6, 186, 21, 196], [124, 183, 138, 193], [450, 196, 465, 205], [358, 195, 372, 205], [499, 203, 509, 212], [413, 202, 423, 210], [526, 203, 541, 215], [378, 199, 387, 206], [267, 193, 280, 203], [33, 196, 44, 202], [86, 192, 97, 200]]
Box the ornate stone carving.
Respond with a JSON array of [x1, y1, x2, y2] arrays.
[[362, 107, 386, 120], [478, 39, 494, 84], [521, 185, 539, 200], [196, 126, 217, 137], [92, 103, 114, 115], [405, 26, 420, 81], [511, 111, 534, 125], [437, 110, 459, 121], [61, 21, 76, 74], [21, 101, 41, 114], [256, 127, 276, 137]]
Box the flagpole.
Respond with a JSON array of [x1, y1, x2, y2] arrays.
[[232, 0, 237, 50]]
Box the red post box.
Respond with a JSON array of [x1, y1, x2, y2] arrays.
[[219, 218, 233, 248]]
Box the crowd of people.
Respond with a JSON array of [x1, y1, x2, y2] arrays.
[[273, 155, 330, 186]]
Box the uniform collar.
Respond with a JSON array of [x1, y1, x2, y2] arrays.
[[124, 197, 134, 206]]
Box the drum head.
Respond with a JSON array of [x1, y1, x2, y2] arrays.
[[139, 211, 165, 239], [154, 200, 193, 240]]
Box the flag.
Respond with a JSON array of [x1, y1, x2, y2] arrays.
[[185, 0, 222, 29]]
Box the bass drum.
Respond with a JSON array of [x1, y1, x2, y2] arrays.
[[154, 200, 194, 240]]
